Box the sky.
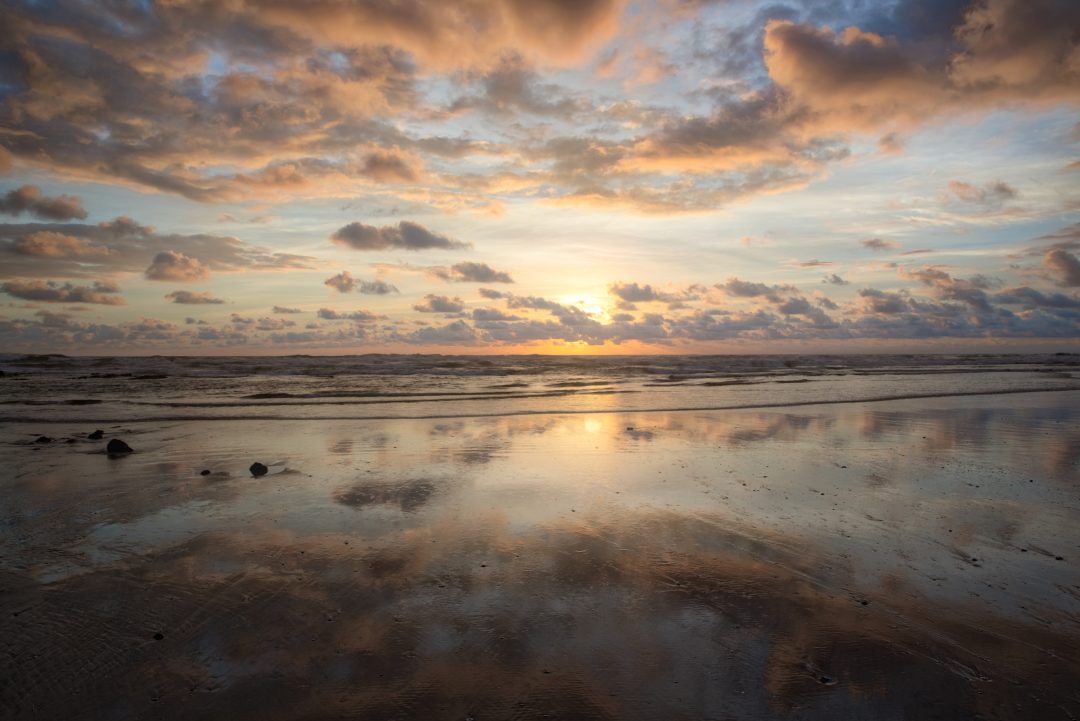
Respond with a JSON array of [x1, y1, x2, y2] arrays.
[[0, 0, 1078, 355]]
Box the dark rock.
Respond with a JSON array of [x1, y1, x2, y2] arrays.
[[249, 462, 269, 477], [88, 430, 104, 440], [200, 469, 211, 476], [153, 632, 164, 641], [34, 436, 52, 444], [107, 438, 133, 455]]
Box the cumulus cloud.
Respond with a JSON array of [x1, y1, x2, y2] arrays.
[[403, 319, 478, 345], [273, 305, 303, 314], [317, 308, 379, 322], [823, 274, 849, 285], [1043, 249, 1080, 287], [608, 281, 669, 302], [898, 265, 996, 311], [13, 231, 110, 258], [764, 1, 1080, 133], [324, 270, 356, 293], [331, 221, 470, 251], [993, 286, 1080, 309], [858, 288, 912, 315], [360, 151, 421, 182], [323, 270, 400, 294], [0, 186, 87, 221], [0, 279, 124, 304], [716, 277, 793, 303], [434, 262, 514, 283], [145, 251, 210, 282], [413, 294, 465, 313], [165, 290, 225, 305], [478, 288, 506, 299]]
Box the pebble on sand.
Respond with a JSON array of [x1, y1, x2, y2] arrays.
[[200, 469, 211, 476], [34, 436, 52, 444], [250, 462, 269, 477], [88, 430, 104, 440], [106, 438, 133, 455]]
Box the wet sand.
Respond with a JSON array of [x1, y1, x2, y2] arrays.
[[2, 391, 1079, 720]]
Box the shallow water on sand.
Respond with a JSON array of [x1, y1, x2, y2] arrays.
[[1, 391, 1079, 720]]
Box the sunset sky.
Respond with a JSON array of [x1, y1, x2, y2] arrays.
[[1, 0, 1078, 354]]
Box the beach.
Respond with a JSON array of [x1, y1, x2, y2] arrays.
[[2, 355, 1079, 720]]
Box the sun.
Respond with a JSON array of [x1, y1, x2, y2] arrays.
[[559, 293, 610, 322]]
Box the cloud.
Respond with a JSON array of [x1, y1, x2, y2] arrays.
[[608, 281, 668, 303], [945, 180, 1018, 204], [1043, 249, 1080, 287], [861, 238, 899, 251], [448, 57, 583, 117], [13, 231, 110, 258], [434, 262, 514, 283], [472, 307, 522, 322], [0, 217, 317, 279], [762, 2, 1080, 136], [357, 279, 399, 295], [164, 290, 225, 305], [324, 270, 357, 293], [360, 150, 421, 182], [478, 288, 506, 299], [796, 259, 832, 268], [858, 288, 912, 315], [608, 281, 703, 306], [317, 308, 379, 322], [716, 277, 793, 303], [823, 274, 849, 285], [0, 279, 124, 304], [993, 286, 1080, 309], [273, 306, 303, 314], [413, 294, 465, 313], [878, 132, 905, 154], [0, 185, 87, 221], [331, 221, 470, 251], [145, 251, 210, 282], [324, 270, 400, 294], [0, 0, 1075, 219], [402, 319, 478, 345], [898, 265, 996, 311]]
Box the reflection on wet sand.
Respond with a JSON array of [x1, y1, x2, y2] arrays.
[[1, 391, 1078, 720]]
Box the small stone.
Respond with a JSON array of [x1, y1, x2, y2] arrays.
[[34, 436, 52, 444], [200, 469, 211, 476], [88, 430, 104, 440], [106, 438, 133, 455], [249, 462, 269, 477], [153, 632, 164, 641]]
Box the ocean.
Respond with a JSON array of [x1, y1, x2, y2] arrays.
[[2, 352, 1079, 424]]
